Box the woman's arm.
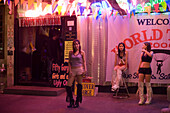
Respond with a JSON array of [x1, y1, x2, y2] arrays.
[[142, 49, 153, 57], [114, 51, 117, 67], [68, 51, 72, 73], [137, 53, 143, 74], [125, 51, 128, 69], [81, 50, 87, 72]]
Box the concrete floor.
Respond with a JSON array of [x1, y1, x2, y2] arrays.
[[0, 92, 169, 113]]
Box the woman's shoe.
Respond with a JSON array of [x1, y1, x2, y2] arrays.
[[145, 82, 152, 105], [66, 95, 70, 102], [74, 101, 79, 108], [74, 84, 82, 108], [138, 82, 144, 105], [111, 85, 119, 92], [67, 99, 75, 108], [111, 88, 118, 92], [138, 98, 145, 105], [66, 86, 74, 108], [145, 100, 151, 105]]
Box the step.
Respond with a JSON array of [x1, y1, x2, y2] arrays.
[[3, 86, 65, 96]]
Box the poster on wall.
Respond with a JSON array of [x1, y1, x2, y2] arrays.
[[52, 62, 69, 87], [52, 41, 72, 87], [106, 14, 170, 83], [64, 41, 73, 62], [52, 16, 77, 87]]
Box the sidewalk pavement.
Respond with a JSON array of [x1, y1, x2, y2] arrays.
[[0, 92, 169, 113]]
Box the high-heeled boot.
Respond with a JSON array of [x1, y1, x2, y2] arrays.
[[66, 94, 70, 102], [66, 86, 74, 108], [145, 82, 152, 104], [138, 81, 144, 105], [74, 84, 82, 108]]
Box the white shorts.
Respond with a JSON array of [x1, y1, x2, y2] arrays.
[[71, 67, 84, 76]]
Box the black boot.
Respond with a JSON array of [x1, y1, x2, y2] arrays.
[[66, 86, 74, 108], [67, 99, 74, 108], [66, 94, 70, 102], [74, 84, 82, 108]]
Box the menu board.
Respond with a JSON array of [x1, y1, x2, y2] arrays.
[[64, 41, 73, 62]]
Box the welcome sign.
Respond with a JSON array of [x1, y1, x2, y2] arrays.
[[106, 14, 170, 83]]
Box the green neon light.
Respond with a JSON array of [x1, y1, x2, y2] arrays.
[[145, 3, 151, 7], [118, 0, 168, 14], [136, 4, 144, 13], [155, 0, 158, 4], [159, 7, 164, 12], [150, 0, 154, 7]]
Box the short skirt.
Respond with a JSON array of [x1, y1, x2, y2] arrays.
[[139, 68, 152, 75]]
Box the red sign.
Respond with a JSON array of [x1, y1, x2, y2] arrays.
[[19, 16, 61, 27]]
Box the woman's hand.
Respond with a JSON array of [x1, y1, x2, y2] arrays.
[[69, 71, 72, 77], [136, 70, 139, 75], [142, 49, 146, 52], [82, 71, 87, 75], [123, 67, 127, 72], [82, 71, 87, 78], [114, 65, 119, 71]]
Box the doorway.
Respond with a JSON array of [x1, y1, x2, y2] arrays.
[[16, 26, 64, 86]]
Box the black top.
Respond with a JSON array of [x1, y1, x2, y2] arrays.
[[142, 52, 152, 63]]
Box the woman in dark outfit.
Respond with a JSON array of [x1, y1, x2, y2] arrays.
[[137, 42, 153, 105]]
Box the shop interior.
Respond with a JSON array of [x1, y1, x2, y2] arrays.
[[16, 26, 64, 86]]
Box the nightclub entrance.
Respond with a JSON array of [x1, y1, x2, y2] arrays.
[[15, 16, 77, 87], [17, 25, 63, 86]]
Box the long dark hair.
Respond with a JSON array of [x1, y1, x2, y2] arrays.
[[144, 42, 151, 52], [118, 42, 125, 58], [73, 39, 81, 53]]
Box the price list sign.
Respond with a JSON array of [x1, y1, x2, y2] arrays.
[[64, 41, 73, 62]]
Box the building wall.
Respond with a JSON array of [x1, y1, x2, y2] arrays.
[[0, 2, 14, 92], [77, 16, 108, 85]]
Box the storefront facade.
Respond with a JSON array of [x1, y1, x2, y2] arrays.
[[0, 0, 170, 92], [15, 15, 77, 87], [0, 2, 15, 92]]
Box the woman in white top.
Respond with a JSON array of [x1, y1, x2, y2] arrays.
[[111, 42, 128, 91], [66, 39, 87, 108]]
